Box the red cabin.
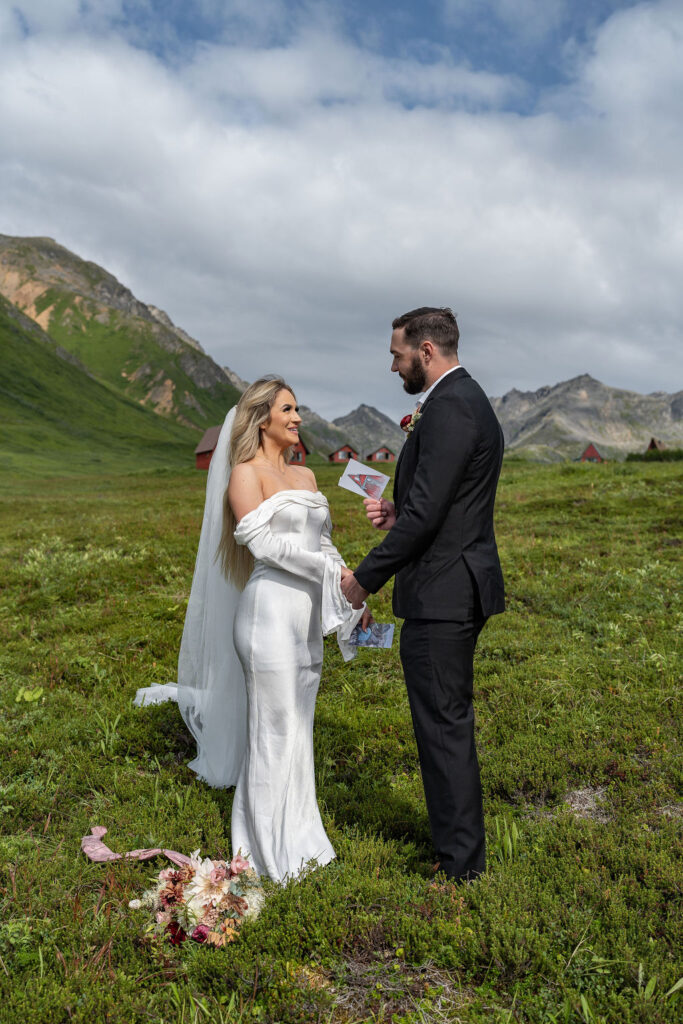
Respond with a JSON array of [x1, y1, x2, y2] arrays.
[[194, 425, 223, 470], [328, 444, 358, 463], [579, 443, 606, 464], [290, 439, 310, 464], [366, 446, 396, 463]]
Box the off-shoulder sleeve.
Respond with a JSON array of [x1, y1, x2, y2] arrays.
[[234, 500, 363, 661], [234, 507, 327, 582]]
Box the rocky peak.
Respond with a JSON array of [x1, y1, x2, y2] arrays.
[[490, 374, 683, 458], [0, 233, 154, 323], [333, 404, 404, 457], [222, 367, 250, 392], [148, 305, 205, 352]]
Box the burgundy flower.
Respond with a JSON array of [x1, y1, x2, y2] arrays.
[[191, 924, 211, 943], [400, 414, 412, 432], [166, 921, 187, 945]]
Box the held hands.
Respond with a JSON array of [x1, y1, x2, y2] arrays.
[[340, 568, 373, 627], [340, 569, 371, 619], [363, 497, 397, 531]]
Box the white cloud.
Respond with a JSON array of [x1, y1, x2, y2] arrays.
[[0, 1, 681, 422], [442, 0, 569, 46], [182, 30, 525, 115]]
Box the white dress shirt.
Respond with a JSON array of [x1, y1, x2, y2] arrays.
[[417, 364, 464, 408]]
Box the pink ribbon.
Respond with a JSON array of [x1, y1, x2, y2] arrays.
[[81, 826, 192, 866]]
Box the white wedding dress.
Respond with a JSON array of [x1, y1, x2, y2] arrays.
[[231, 489, 361, 880], [135, 407, 363, 883]]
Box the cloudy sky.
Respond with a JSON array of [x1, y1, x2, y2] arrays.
[[1, 0, 681, 420]]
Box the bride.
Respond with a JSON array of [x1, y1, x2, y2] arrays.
[[138, 377, 368, 883]]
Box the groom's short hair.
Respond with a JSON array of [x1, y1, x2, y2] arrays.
[[392, 307, 459, 355]]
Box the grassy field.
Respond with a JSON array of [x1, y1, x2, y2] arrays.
[[0, 459, 681, 1023]]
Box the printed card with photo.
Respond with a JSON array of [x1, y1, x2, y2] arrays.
[[348, 622, 395, 648], [338, 458, 390, 500]]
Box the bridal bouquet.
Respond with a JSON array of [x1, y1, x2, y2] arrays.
[[128, 850, 264, 947]]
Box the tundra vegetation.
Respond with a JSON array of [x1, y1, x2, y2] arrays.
[[0, 458, 681, 1023]]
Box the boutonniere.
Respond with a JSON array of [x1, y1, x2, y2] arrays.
[[400, 410, 422, 434]]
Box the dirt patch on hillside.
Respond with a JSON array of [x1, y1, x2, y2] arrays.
[[144, 376, 176, 416], [0, 269, 49, 324]]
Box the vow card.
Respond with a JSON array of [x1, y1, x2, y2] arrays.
[[348, 622, 395, 648], [338, 458, 390, 500]]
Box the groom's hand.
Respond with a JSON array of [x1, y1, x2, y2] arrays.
[[364, 497, 396, 530], [341, 572, 369, 609]]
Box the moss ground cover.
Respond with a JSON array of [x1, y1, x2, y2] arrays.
[[0, 459, 681, 1023]]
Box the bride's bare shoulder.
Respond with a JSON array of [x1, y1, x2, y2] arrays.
[[295, 465, 318, 490], [229, 459, 260, 484], [228, 461, 264, 520]]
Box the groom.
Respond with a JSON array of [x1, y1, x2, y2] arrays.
[[341, 307, 505, 883]]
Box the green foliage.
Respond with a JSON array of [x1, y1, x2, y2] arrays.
[[0, 460, 681, 1022], [626, 449, 683, 462], [489, 814, 521, 865]]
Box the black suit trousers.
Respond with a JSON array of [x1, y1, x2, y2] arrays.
[[400, 609, 487, 882]]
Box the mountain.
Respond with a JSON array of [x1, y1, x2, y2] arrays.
[[332, 404, 404, 458], [0, 233, 405, 462], [490, 374, 683, 460], [0, 293, 196, 476], [0, 234, 241, 431], [222, 366, 250, 392], [16, 234, 674, 468]]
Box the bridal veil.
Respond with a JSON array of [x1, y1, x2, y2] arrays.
[[135, 407, 246, 787]]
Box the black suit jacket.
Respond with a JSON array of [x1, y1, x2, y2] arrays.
[[354, 368, 505, 620]]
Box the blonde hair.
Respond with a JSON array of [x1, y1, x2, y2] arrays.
[[218, 376, 297, 589]]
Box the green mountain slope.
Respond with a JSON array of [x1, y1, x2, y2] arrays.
[[0, 294, 199, 476], [0, 234, 241, 431]]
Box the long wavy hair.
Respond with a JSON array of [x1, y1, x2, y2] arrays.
[[217, 375, 297, 589]]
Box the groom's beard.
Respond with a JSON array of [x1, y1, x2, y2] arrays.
[[402, 353, 427, 395]]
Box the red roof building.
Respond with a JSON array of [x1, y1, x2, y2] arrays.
[[579, 443, 606, 463], [366, 446, 396, 463], [328, 444, 359, 463], [290, 438, 310, 464], [194, 425, 223, 470]]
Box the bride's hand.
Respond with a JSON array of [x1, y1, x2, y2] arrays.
[[360, 606, 374, 630]]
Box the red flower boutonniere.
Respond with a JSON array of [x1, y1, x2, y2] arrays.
[[400, 410, 422, 434]]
